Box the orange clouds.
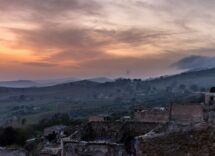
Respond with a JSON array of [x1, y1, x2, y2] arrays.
[[0, 0, 215, 80]]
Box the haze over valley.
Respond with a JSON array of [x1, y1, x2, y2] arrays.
[[0, 67, 215, 126]]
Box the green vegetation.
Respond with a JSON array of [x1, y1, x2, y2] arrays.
[[0, 113, 85, 148], [33, 113, 83, 131], [0, 68, 215, 126], [81, 124, 96, 141]]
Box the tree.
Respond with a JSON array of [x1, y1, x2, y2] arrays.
[[46, 132, 57, 142], [166, 86, 173, 92], [0, 127, 27, 146], [81, 124, 96, 141], [0, 127, 17, 146], [200, 88, 206, 92], [179, 84, 186, 90], [210, 87, 215, 93], [21, 118, 27, 126], [190, 84, 198, 91]]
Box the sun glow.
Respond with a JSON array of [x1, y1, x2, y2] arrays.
[[0, 45, 38, 61]]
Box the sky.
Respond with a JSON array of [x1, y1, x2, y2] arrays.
[[0, 0, 215, 80]]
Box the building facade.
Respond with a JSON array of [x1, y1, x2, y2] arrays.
[[203, 91, 215, 124], [134, 108, 169, 123], [170, 104, 203, 124]]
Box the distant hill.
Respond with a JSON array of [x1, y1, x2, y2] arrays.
[[87, 77, 113, 83], [0, 77, 112, 88], [174, 55, 215, 70], [146, 67, 215, 89], [1, 68, 215, 126], [0, 79, 80, 88], [35, 77, 80, 87], [0, 80, 39, 88]]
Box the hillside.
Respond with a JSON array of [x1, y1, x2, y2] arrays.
[[0, 77, 113, 88], [145, 67, 215, 89], [174, 55, 215, 70], [0, 80, 39, 88], [1, 68, 215, 126], [137, 123, 214, 156]]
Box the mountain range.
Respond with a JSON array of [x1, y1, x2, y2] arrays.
[[174, 55, 215, 70], [0, 77, 113, 88]]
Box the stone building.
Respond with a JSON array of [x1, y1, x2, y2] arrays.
[[134, 103, 204, 125], [170, 104, 203, 124], [134, 107, 169, 123], [134, 123, 214, 156], [61, 121, 159, 156], [62, 140, 127, 156], [88, 115, 111, 122], [44, 125, 67, 137], [202, 88, 215, 124]]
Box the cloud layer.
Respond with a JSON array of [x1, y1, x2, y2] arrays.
[[0, 0, 215, 80]]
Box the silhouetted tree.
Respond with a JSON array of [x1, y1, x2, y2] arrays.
[[0, 127, 27, 146], [21, 118, 27, 126], [46, 132, 57, 142]]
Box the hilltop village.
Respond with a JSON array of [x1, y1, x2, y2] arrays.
[[1, 88, 215, 156]]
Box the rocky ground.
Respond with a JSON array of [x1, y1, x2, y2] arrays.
[[136, 123, 215, 156]]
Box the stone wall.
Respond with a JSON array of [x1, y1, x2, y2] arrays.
[[134, 110, 169, 123], [63, 141, 127, 156], [0, 148, 27, 156], [65, 121, 160, 156], [170, 104, 203, 124], [203, 93, 215, 124], [205, 93, 215, 105], [86, 121, 159, 142], [88, 116, 106, 122], [135, 123, 215, 156]]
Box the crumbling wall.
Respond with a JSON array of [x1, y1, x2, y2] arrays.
[[66, 122, 159, 156], [0, 148, 27, 156], [134, 110, 169, 123], [135, 124, 215, 156], [63, 141, 127, 156], [87, 122, 159, 142], [171, 104, 203, 124], [203, 93, 215, 124]]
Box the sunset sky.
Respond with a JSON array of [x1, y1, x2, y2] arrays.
[[0, 0, 215, 80]]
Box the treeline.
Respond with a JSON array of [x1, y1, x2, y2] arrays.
[[32, 113, 84, 131], [0, 113, 84, 147], [0, 127, 28, 147]]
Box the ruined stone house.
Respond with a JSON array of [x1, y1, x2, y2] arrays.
[[202, 89, 215, 124], [62, 140, 127, 156], [170, 104, 203, 124]]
